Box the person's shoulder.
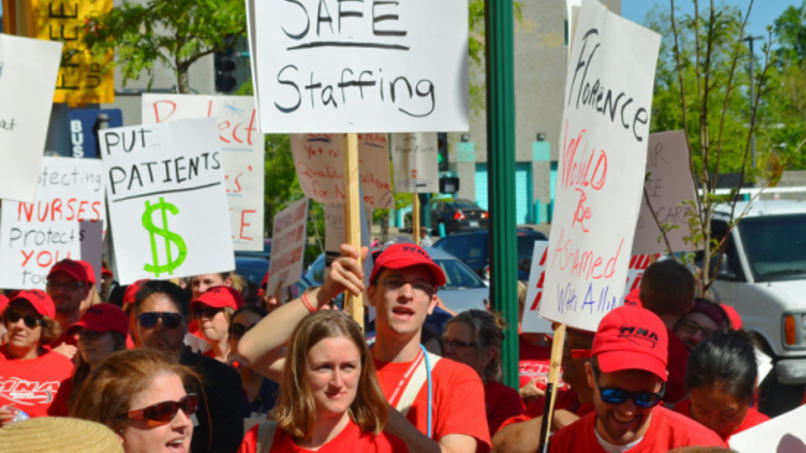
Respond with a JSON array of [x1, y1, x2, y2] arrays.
[[653, 406, 725, 445], [485, 380, 521, 400], [549, 411, 596, 451], [40, 349, 75, 368], [181, 349, 240, 382]]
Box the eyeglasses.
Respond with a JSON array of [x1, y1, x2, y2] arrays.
[[676, 319, 716, 339], [77, 329, 107, 341], [123, 393, 200, 427], [442, 339, 478, 349], [138, 312, 183, 329], [228, 322, 257, 340], [46, 280, 85, 291], [191, 305, 223, 320], [592, 368, 665, 409], [379, 278, 435, 296], [5, 311, 43, 328]]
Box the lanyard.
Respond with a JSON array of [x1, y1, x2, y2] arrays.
[[387, 348, 425, 408]]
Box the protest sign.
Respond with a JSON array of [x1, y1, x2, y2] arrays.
[[0, 157, 104, 289], [27, 0, 114, 105], [391, 133, 439, 193], [267, 198, 309, 298], [536, 0, 661, 332], [141, 94, 265, 251], [291, 134, 393, 209], [98, 119, 234, 284], [729, 405, 806, 452], [248, 0, 469, 133], [0, 34, 62, 202], [632, 130, 697, 254]]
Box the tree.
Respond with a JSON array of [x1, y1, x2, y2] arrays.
[[84, 0, 246, 93]]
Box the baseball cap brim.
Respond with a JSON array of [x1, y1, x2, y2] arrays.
[[597, 349, 668, 382], [372, 255, 446, 287]]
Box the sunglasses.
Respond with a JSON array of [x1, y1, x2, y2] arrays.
[[138, 312, 183, 329], [592, 368, 665, 409], [228, 322, 256, 340], [191, 305, 223, 320], [123, 393, 200, 427], [5, 311, 43, 328]]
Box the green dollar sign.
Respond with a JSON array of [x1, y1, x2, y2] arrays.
[[142, 197, 187, 277]]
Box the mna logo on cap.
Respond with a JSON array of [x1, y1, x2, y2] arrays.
[[618, 326, 659, 349]]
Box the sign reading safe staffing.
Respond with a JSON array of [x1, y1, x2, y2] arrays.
[[536, 0, 661, 332], [98, 119, 235, 284], [249, 0, 469, 133]]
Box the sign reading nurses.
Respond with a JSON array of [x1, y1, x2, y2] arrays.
[[266, 198, 309, 298], [536, 0, 661, 332], [98, 119, 234, 284], [248, 0, 469, 133], [290, 134, 393, 209], [0, 157, 104, 289], [141, 94, 265, 251], [0, 34, 62, 202], [391, 133, 439, 193]]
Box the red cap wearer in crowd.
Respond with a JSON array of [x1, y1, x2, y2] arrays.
[[0, 293, 8, 313], [122, 279, 149, 307], [191, 285, 243, 310], [9, 289, 56, 319], [369, 243, 447, 287], [623, 288, 643, 308], [48, 259, 90, 284], [720, 304, 742, 329], [592, 305, 668, 382], [78, 260, 96, 286], [101, 267, 114, 278], [68, 303, 129, 337]]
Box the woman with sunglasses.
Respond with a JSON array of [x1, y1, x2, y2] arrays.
[[0, 290, 73, 424], [190, 285, 241, 363], [442, 309, 527, 437], [72, 348, 201, 453], [675, 330, 769, 441], [238, 310, 392, 452], [227, 305, 279, 417]]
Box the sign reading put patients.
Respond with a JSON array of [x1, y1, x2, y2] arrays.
[[537, 0, 661, 332], [249, 0, 469, 133], [98, 119, 234, 284]]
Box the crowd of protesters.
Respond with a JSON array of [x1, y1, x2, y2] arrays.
[[0, 244, 800, 452]]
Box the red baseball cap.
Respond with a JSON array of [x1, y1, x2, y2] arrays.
[[592, 306, 668, 381], [78, 260, 96, 286], [9, 289, 56, 319], [123, 279, 149, 307], [0, 294, 9, 313], [101, 267, 114, 278], [68, 303, 128, 337], [48, 259, 90, 285], [191, 285, 242, 311], [720, 303, 743, 329], [369, 244, 446, 287]]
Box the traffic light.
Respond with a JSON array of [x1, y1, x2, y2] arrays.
[[437, 132, 449, 171], [214, 49, 237, 93]]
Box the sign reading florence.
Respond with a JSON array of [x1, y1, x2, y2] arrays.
[[98, 119, 234, 284], [537, 0, 661, 332]]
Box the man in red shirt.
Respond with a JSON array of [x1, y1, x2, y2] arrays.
[[549, 306, 725, 452], [46, 259, 92, 358]]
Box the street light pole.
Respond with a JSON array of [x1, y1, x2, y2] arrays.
[[744, 35, 763, 169]]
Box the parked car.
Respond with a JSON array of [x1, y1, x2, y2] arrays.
[[433, 229, 548, 281], [405, 198, 489, 235], [234, 238, 272, 285]]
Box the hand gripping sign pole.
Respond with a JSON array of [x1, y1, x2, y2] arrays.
[[343, 133, 364, 328], [538, 323, 566, 453]]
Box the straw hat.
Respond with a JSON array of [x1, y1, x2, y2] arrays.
[[0, 416, 123, 453]]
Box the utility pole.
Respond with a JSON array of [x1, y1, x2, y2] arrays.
[[744, 35, 763, 169]]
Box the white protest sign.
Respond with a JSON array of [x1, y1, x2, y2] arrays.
[[729, 405, 806, 452], [0, 157, 104, 289], [141, 94, 265, 251], [537, 0, 661, 332], [391, 133, 439, 193], [267, 198, 309, 297], [324, 202, 374, 291], [632, 130, 697, 254], [248, 0, 469, 133], [98, 119, 234, 284], [0, 34, 62, 202], [291, 134, 393, 209]]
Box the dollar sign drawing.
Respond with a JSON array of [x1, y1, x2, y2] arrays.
[[142, 197, 187, 277]]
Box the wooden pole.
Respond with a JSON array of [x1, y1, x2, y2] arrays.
[[538, 323, 566, 452], [2, 0, 16, 34], [412, 195, 420, 245], [343, 133, 364, 328]]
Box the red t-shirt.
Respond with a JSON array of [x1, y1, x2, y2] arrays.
[[238, 419, 393, 453], [549, 405, 726, 452], [665, 328, 689, 404], [673, 399, 770, 442], [374, 356, 491, 452], [46, 376, 74, 416], [485, 380, 527, 436], [518, 334, 553, 388], [0, 348, 74, 418]]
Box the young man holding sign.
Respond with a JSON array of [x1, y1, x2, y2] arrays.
[[239, 243, 491, 452]]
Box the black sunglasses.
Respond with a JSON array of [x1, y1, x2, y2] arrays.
[[5, 311, 43, 328], [228, 322, 257, 340], [191, 305, 223, 319], [138, 312, 183, 329], [592, 368, 665, 409], [123, 393, 200, 427]]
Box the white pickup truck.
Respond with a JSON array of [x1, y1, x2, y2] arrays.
[[709, 199, 806, 413]]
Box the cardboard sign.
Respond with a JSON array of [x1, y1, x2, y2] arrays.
[[537, 0, 661, 332], [141, 94, 266, 251], [291, 134, 393, 209], [0, 34, 62, 202], [391, 133, 439, 193], [729, 405, 806, 452], [248, 0, 469, 133], [632, 130, 697, 254], [267, 198, 309, 297], [0, 157, 104, 289], [27, 0, 114, 105], [98, 119, 234, 284]]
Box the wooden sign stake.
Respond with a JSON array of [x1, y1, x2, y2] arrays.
[[412, 195, 420, 245], [538, 322, 566, 452], [343, 133, 364, 328]]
